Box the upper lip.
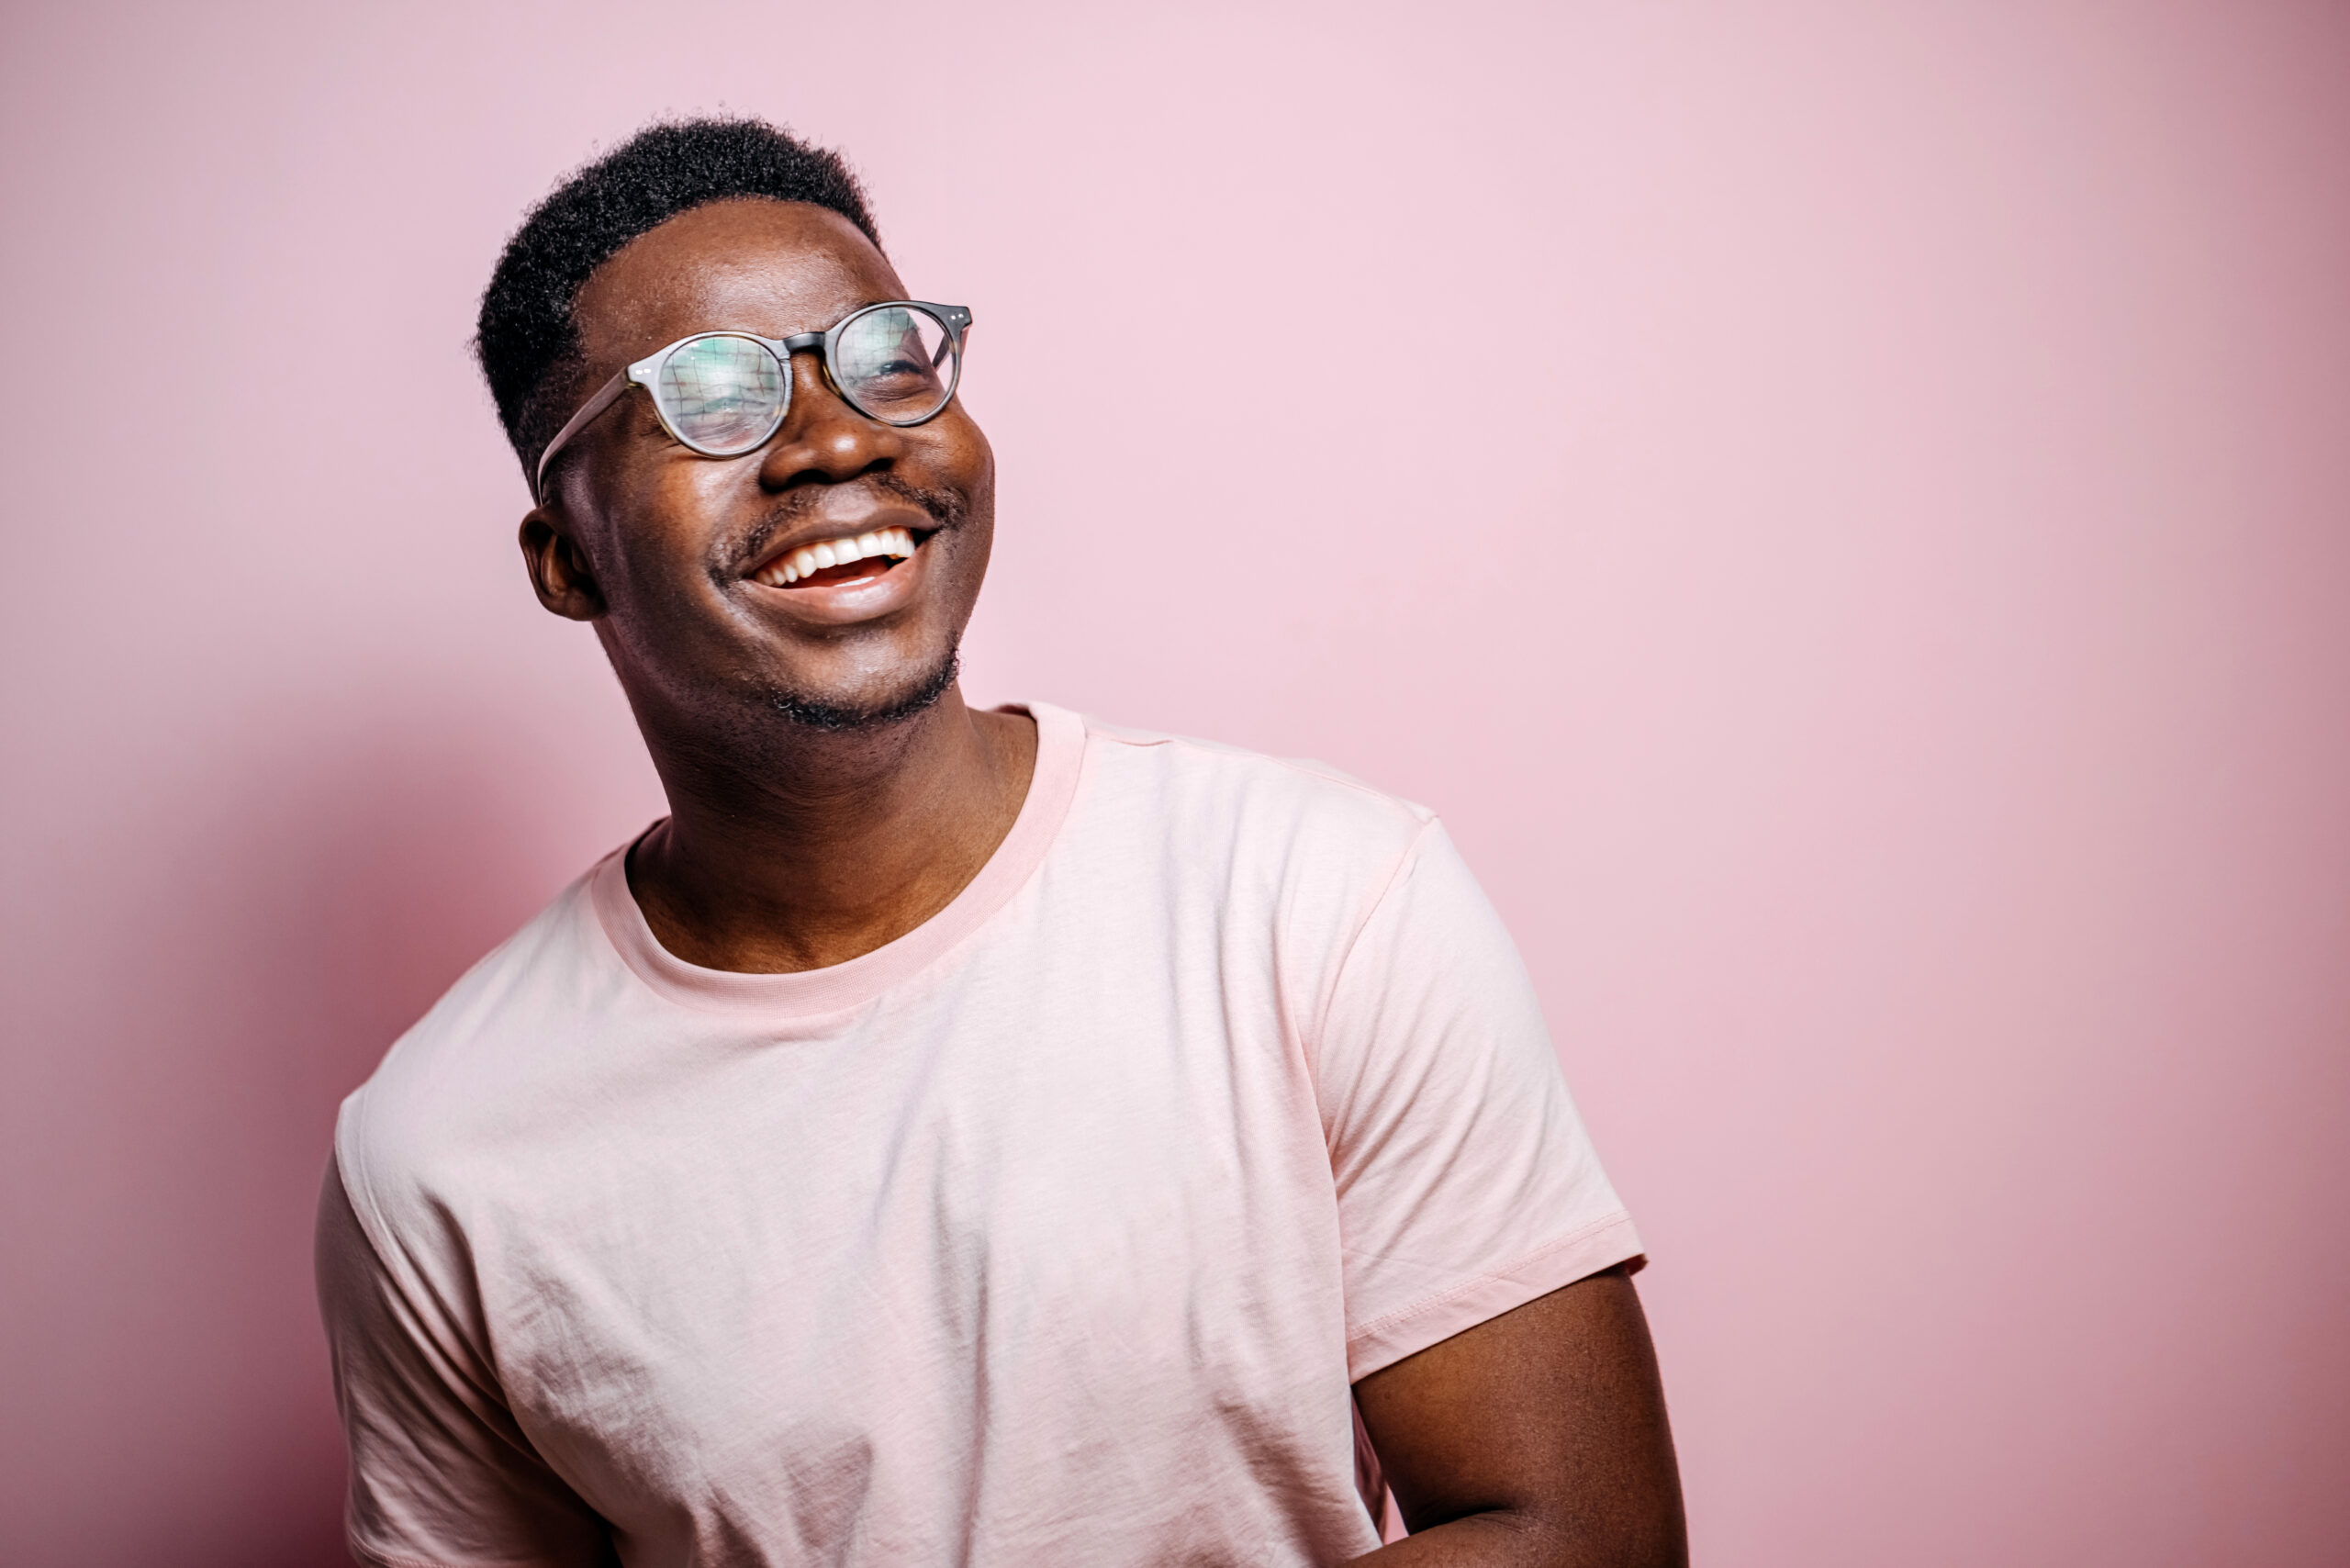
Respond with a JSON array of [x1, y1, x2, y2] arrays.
[[738, 498, 938, 581]]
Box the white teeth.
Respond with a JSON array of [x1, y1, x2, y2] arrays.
[[761, 528, 923, 586]]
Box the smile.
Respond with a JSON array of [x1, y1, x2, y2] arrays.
[[752, 526, 920, 588]]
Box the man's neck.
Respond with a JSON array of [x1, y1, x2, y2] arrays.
[[625, 689, 1038, 974]]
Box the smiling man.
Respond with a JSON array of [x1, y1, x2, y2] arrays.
[[316, 118, 1685, 1568]]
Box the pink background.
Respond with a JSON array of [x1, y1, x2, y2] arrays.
[[4, 2, 2345, 1563]]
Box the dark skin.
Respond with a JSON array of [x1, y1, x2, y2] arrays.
[[1353, 1268, 1686, 1565], [520, 197, 1686, 1563]]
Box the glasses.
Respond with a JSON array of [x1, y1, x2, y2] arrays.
[[532, 299, 971, 502]]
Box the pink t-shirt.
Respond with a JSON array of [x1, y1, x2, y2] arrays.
[[318, 703, 1640, 1568]]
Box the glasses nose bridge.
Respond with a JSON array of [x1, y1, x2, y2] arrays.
[[770, 328, 848, 419]]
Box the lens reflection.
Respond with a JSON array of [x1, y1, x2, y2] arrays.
[[657, 335, 787, 453], [833, 307, 956, 424]]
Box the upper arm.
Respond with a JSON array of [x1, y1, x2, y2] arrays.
[[1351, 1267, 1686, 1565], [316, 1159, 614, 1568], [1312, 822, 1681, 1561], [1315, 821, 1642, 1382]]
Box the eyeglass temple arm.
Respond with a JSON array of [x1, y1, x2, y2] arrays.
[[531, 368, 635, 505]]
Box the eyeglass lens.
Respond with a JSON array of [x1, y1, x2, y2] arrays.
[[656, 335, 789, 454], [832, 307, 955, 425], [651, 308, 957, 455]]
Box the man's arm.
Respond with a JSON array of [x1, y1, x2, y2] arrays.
[[1349, 1266, 1687, 1567]]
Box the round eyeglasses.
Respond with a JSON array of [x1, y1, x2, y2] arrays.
[[532, 299, 972, 503]]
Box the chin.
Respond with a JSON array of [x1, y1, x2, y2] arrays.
[[764, 644, 960, 733]]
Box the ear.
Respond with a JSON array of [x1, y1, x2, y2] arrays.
[[520, 508, 608, 621]]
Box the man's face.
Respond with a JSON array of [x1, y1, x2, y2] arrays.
[[526, 198, 995, 735]]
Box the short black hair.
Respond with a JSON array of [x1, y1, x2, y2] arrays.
[[475, 116, 880, 477]]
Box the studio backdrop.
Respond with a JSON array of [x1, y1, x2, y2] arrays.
[[2, 3, 2345, 1564]]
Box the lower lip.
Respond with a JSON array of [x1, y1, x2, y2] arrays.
[[741, 538, 934, 625]]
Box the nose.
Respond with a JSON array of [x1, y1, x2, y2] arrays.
[[756, 347, 904, 488]]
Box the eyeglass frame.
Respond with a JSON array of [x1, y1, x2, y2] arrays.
[[531, 299, 973, 504]]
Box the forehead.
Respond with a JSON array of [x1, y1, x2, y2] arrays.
[[571, 198, 904, 363]]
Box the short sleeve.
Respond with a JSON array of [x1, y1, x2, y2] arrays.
[[1314, 821, 1642, 1381], [315, 1159, 614, 1568]]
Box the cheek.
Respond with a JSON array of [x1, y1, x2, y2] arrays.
[[958, 423, 997, 499], [588, 510, 725, 636], [918, 409, 994, 499], [599, 459, 742, 591], [928, 522, 995, 632]]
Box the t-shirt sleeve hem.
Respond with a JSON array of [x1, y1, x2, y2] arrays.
[[1344, 1212, 1646, 1383]]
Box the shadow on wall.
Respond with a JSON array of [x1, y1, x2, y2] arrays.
[[5, 704, 610, 1567]]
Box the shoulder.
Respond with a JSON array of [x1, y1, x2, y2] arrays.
[[1074, 710, 1434, 857], [333, 860, 630, 1244], [1058, 707, 1439, 938]]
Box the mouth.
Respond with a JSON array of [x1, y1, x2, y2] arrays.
[[747, 525, 928, 591]]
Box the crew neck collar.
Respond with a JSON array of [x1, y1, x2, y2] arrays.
[[589, 702, 1088, 1020]]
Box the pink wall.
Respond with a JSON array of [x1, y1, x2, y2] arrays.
[[4, 3, 2345, 1562]]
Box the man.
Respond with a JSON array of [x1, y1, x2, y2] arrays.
[[317, 117, 1686, 1567]]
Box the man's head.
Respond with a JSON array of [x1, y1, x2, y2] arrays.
[[476, 118, 994, 741]]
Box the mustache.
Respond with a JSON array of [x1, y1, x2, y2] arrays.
[[722, 474, 968, 577]]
